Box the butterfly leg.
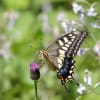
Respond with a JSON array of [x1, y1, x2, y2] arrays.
[[61, 80, 70, 93], [71, 76, 79, 86]]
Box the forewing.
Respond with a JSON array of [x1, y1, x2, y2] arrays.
[[66, 31, 88, 57]]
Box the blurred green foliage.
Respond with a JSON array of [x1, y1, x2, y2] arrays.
[[0, 0, 100, 100]]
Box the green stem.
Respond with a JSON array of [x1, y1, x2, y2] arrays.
[[34, 81, 38, 100]]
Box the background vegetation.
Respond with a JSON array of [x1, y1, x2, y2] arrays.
[[0, 0, 100, 100]]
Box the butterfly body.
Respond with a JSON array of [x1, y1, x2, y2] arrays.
[[40, 31, 88, 83]]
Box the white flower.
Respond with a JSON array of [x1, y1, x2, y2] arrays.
[[84, 76, 92, 86], [53, 26, 60, 38], [87, 7, 97, 16], [91, 20, 100, 29], [39, 14, 51, 34], [77, 84, 87, 94], [72, 3, 85, 20], [59, 20, 77, 33], [93, 41, 100, 56], [77, 48, 89, 56], [0, 34, 13, 60], [60, 21, 69, 33], [72, 3, 84, 14], [84, 69, 92, 86], [8, 11, 20, 30], [57, 12, 66, 22]]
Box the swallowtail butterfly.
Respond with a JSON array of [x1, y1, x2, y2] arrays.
[[40, 30, 88, 90]]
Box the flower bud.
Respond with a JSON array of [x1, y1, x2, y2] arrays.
[[30, 63, 40, 80]]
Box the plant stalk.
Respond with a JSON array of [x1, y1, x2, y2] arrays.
[[34, 81, 38, 100]]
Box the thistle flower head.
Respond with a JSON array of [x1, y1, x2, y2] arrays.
[[30, 63, 40, 80]]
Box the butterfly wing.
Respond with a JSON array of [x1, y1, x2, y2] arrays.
[[66, 31, 88, 57], [46, 31, 84, 70]]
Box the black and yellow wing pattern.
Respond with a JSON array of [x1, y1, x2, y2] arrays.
[[40, 30, 88, 86]]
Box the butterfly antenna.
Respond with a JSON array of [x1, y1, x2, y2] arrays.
[[61, 80, 70, 93]]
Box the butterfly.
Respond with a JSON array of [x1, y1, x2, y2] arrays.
[[40, 30, 88, 91]]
